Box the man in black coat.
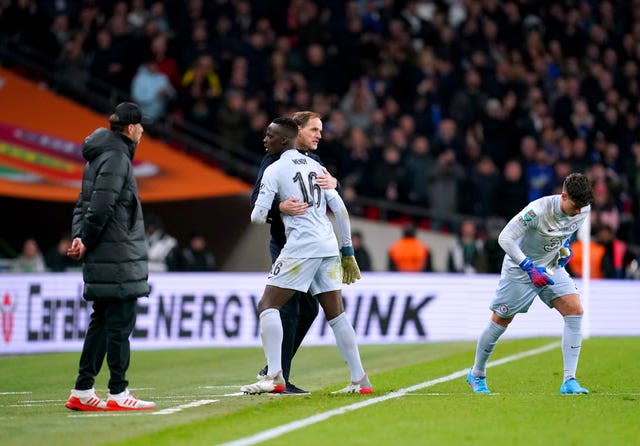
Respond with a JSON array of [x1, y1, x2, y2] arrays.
[[251, 111, 338, 394], [64, 102, 156, 412]]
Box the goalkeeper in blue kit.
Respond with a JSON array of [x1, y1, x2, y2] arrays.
[[467, 173, 594, 395]]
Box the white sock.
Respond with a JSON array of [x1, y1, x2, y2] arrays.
[[329, 312, 365, 382], [562, 315, 583, 381], [74, 388, 95, 397], [472, 321, 506, 377], [260, 308, 282, 379], [109, 389, 128, 399]]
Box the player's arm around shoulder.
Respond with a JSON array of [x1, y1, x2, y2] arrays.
[[316, 166, 337, 189]]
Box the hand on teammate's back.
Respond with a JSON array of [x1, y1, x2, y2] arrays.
[[316, 167, 337, 189], [279, 197, 308, 216]]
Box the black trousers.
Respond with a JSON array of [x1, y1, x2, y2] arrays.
[[74, 299, 137, 394], [269, 239, 319, 383]]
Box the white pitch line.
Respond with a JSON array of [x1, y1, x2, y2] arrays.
[[7, 404, 60, 407], [67, 399, 219, 418], [68, 411, 148, 418], [22, 399, 66, 403], [407, 392, 640, 397], [215, 341, 561, 446], [152, 399, 219, 415], [0, 393, 245, 409], [0, 391, 32, 395]]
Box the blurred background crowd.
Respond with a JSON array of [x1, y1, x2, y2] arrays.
[[1, 0, 640, 277]]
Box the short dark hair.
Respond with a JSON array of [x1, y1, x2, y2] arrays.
[[272, 117, 299, 138], [563, 173, 594, 207]]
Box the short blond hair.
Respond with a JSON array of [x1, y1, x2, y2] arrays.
[[291, 111, 321, 128]]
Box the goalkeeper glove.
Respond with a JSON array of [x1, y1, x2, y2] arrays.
[[519, 257, 554, 287], [557, 240, 573, 268], [340, 246, 361, 285]]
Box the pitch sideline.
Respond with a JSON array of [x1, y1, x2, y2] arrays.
[[216, 341, 561, 446]]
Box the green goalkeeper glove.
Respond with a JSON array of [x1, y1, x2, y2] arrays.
[[340, 246, 361, 285]]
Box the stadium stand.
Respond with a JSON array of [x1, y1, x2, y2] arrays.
[[0, 0, 639, 275]]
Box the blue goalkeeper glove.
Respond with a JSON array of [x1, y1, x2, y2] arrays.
[[340, 246, 361, 285], [519, 257, 554, 287], [557, 240, 573, 268]]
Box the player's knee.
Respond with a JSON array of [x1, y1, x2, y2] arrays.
[[491, 312, 513, 327], [554, 294, 583, 316], [257, 300, 279, 313], [566, 304, 584, 316]]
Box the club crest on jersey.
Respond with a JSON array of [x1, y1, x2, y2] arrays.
[[523, 209, 537, 222]]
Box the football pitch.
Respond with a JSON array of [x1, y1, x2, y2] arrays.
[[1, 337, 638, 446]]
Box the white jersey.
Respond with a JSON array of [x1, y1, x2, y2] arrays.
[[254, 149, 342, 258], [498, 195, 590, 283]]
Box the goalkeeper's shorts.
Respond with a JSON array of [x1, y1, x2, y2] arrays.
[[267, 255, 341, 296], [489, 267, 578, 318]]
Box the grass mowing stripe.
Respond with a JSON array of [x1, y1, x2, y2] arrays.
[[216, 341, 560, 446]]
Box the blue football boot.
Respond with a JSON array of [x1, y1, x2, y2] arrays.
[[466, 370, 491, 394], [560, 378, 589, 394]]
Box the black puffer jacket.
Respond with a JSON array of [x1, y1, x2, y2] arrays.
[[72, 128, 149, 301]]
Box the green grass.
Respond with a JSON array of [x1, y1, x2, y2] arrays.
[[0, 338, 638, 446]]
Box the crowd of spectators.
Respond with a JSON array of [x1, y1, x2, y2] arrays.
[[2, 0, 640, 276]]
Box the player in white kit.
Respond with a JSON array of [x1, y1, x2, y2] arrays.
[[467, 173, 594, 395], [241, 117, 372, 395]]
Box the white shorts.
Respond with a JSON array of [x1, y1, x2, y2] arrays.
[[490, 267, 579, 318], [266, 256, 342, 296]]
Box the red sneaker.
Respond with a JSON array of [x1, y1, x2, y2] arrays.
[[64, 388, 107, 411], [106, 389, 156, 411]]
